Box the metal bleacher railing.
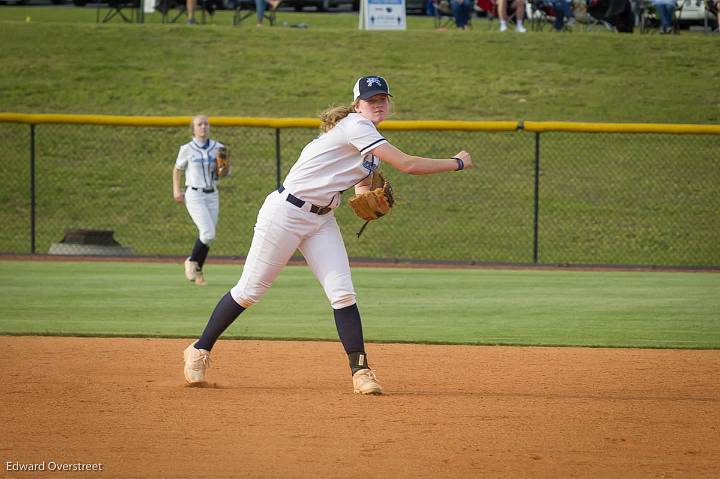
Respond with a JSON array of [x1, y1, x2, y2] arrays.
[[1, 113, 718, 268]]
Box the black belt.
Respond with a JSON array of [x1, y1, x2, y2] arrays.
[[190, 187, 215, 193], [278, 186, 331, 215]]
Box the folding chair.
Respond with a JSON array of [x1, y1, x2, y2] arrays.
[[433, 0, 457, 28], [97, 0, 140, 23], [528, 0, 553, 29], [158, 0, 210, 23], [637, 0, 657, 32], [233, 0, 277, 25], [486, 0, 525, 29], [475, 0, 498, 28], [432, 0, 475, 28], [638, 0, 681, 33], [531, 0, 577, 29]]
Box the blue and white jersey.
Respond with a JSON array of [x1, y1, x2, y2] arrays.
[[175, 138, 225, 190], [282, 113, 387, 208]]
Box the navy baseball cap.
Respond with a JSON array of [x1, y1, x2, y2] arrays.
[[353, 76, 392, 101]]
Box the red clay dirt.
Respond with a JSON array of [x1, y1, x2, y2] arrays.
[[1, 337, 718, 478]]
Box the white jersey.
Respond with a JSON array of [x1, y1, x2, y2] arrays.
[[282, 113, 387, 208], [175, 139, 225, 190]]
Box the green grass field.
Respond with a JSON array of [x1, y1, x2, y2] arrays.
[[0, 7, 718, 123], [1, 260, 718, 348]]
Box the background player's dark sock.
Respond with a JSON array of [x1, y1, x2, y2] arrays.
[[333, 303, 368, 374], [195, 292, 245, 351], [190, 239, 210, 269]]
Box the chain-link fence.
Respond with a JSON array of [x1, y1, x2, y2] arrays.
[[1, 116, 718, 267]]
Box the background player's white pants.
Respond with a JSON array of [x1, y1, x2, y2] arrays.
[[185, 188, 219, 245], [231, 190, 356, 310]]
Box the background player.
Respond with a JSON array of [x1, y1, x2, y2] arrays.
[[172, 115, 226, 286], [183, 76, 473, 394]]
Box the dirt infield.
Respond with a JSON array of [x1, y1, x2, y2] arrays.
[[1, 337, 718, 478]]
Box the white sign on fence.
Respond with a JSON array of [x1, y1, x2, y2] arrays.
[[359, 0, 407, 30]]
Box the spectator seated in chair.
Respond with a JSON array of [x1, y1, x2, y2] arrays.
[[550, 0, 575, 30], [255, 0, 281, 26], [186, 0, 200, 23], [474, 0, 497, 22], [651, 0, 675, 33], [452, 0, 474, 28], [496, 0, 527, 31], [232, 0, 279, 26], [528, 0, 574, 30], [158, 0, 217, 24], [185, 0, 222, 25], [426, 0, 436, 14]]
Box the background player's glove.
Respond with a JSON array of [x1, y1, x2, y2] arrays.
[[216, 147, 230, 178], [348, 171, 395, 222]]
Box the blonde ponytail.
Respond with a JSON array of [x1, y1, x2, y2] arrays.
[[319, 103, 357, 133]]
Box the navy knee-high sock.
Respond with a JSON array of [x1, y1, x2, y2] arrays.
[[333, 303, 369, 374], [190, 239, 210, 270], [195, 292, 245, 351]]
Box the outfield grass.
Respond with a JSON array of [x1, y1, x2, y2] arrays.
[[0, 7, 718, 123], [1, 260, 717, 348]]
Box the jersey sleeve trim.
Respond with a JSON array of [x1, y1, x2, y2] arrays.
[[359, 138, 387, 155]]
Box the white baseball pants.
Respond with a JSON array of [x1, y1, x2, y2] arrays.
[[185, 188, 219, 245], [231, 190, 356, 310]]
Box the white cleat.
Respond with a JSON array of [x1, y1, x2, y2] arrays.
[[184, 258, 198, 281], [183, 342, 211, 384], [352, 369, 383, 395]]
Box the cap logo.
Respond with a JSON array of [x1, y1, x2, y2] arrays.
[[365, 77, 383, 88]]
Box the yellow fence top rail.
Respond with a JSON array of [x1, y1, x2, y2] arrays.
[[523, 121, 720, 135], [0, 113, 520, 132], [379, 120, 520, 131], [0, 114, 718, 135]]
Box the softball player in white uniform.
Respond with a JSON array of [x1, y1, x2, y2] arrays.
[[172, 115, 225, 286], [183, 76, 473, 394]]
